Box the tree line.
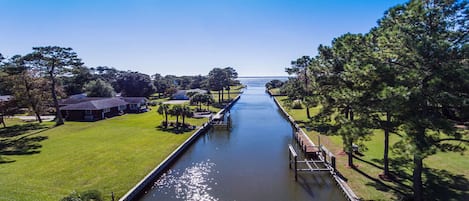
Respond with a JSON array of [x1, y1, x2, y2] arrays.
[[0, 47, 239, 127], [277, 1, 468, 200]]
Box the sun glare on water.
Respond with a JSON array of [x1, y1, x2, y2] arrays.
[[151, 159, 219, 201]]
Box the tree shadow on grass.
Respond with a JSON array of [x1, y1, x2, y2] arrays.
[[0, 136, 48, 155], [423, 168, 469, 201], [0, 155, 15, 164], [155, 125, 196, 134], [352, 156, 413, 200], [352, 165, 412, 197], [357, 156, 469, 200], [374, 157, 414, 183], [0, 123, 50, 162], [0, 123, 48, 138]]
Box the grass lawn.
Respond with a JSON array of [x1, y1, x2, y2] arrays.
[[210, 85, 244, 104], [0, 107, 213, 201], [151, 85, 244, 106], [268, 88, 283, 96], [275, 96, 469, 201]]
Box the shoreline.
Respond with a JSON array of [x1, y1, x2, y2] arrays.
[[119, 94, 242, 201], [270, 93, 359, 201]]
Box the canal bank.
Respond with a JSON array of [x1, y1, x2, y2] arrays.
[[119, 95, 242, 201], [271, 95, 359, 201], [137, 78, 346, 201]]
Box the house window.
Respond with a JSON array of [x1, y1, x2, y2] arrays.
[[119, 105, 127, 111], [103, 108, 110, 113], [85, 110, 92, 115]]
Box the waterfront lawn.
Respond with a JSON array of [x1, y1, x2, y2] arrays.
[[210, 85, 244, 104], [151, 85, 243, 107], [0, 107, 210, 201], [275, 96, 469, 201], [268, 88, 282, 96]]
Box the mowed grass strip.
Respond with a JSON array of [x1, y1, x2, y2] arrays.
[[0, 107, 210, 201], [274, 96, 469, 201], [210, 85, 244, 103]]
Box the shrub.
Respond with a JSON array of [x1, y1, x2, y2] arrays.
[[80, 190, 103, 201], [292, 100, 303, 109], [61, 190, 103, 201]]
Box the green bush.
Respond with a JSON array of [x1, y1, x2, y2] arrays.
[[60, 190, 103, 201], [80, 190, 103, 201], [292, 100, 303, 109]]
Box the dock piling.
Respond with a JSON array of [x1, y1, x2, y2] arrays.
[[294, 155, 298, 181], [331, 156, 336, 172]]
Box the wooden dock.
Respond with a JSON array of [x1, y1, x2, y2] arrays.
[[212, 112, 224, 121], [294, 130, 321, 159], [210, 111, 231, 130], [272, 95, 359, 201], [288, 144, 336, 181]]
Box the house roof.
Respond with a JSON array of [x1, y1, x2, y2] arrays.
[[171, 89, 207, 100], [172, 90, 189, 100], [119, 97, 148, 104], [59, 97, 106, 105], [60, 98, 128, 111]]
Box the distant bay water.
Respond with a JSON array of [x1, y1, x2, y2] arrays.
[[237, 76, 290, 88]]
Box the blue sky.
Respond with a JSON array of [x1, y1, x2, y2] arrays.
[[0, 0, 407, 76]]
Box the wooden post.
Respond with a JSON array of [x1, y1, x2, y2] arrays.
[[331, 156, 336, 172], [294, 155, 298, 181], [322, 149, 327, 163], [288, 144, 298, 181], [318, 135, 321, 147]]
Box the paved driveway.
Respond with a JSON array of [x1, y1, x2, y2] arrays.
[[163, 100, 189, 104], [16, 115, 55, 121]]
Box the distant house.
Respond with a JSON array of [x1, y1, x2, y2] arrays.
[[59, 96, 149, 121], [120, 97, 149, 113], [171, 89, 207, 100], [59, 97, 103, 107], [60, 98, 128, 121]]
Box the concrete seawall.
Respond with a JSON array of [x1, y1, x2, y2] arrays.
[[119, 95, 242, 201], [270, 94, 359, 201]]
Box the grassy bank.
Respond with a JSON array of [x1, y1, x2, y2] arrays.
[[274, 96, 469, 201], [210, 85, 244, 103], [0, 106, 212, 201]]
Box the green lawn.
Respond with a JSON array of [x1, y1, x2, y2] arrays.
[[275, 96, 469, 201], [268, 88, 282, 96], [150, 85, 244, 106], [0, 107, 212, 201], [210, 85, 244, 104]]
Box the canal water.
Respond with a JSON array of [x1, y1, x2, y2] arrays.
[[139, 78, 346, 201]]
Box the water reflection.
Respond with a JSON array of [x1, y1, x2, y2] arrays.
[[150, 160, 219, 201], [139, 77, 345, 201]]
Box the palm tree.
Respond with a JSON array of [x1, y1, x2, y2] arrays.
[[223, 67, 238, 101], [157, 103, 170, 128], [181, 105, 193, 128], [190, 93, 204, 111], [203, 94, 215, 111], [169, 104, 183, 128]]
